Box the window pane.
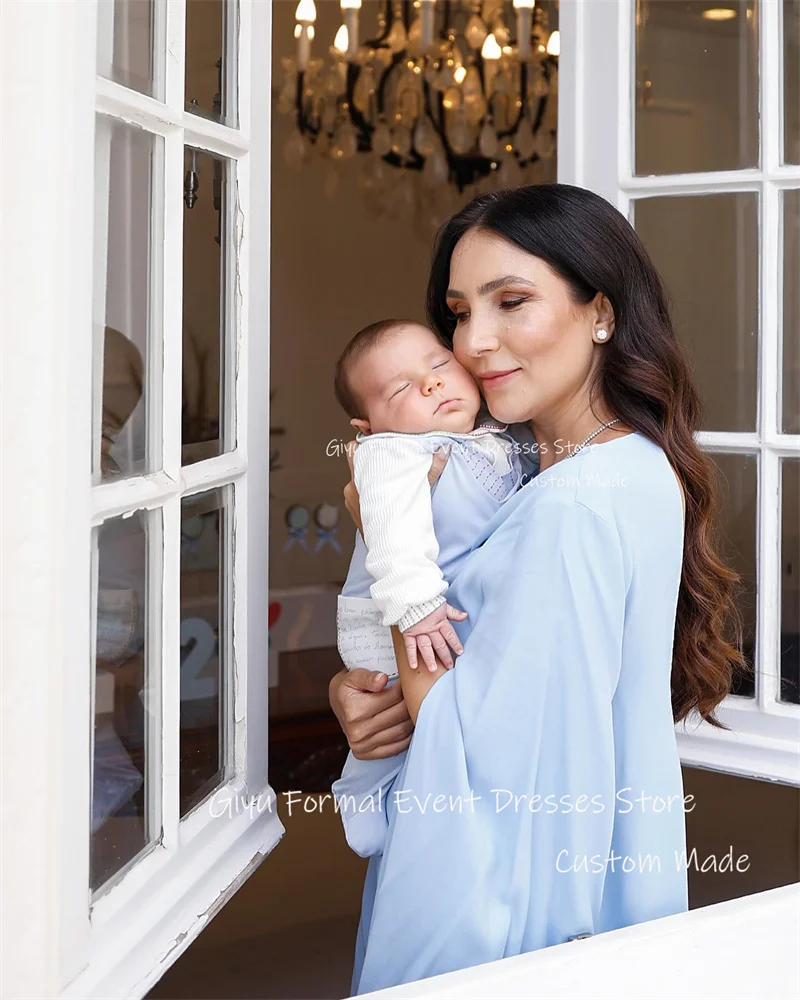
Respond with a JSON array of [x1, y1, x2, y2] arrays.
[[185, 0, 238, 126], [635, 193, 758, 432], [92, 511, 154, 891], [785, 0, 800, 165], [634, 0, 758, 175], [97, 0, 156, 98], [182, 148, 231, 465], [783, 190, 800, 433], [712, 454, 758, 698], [781, 460, 800, 704], [94, 118, 158, 481], [180, 489, 228, 816]]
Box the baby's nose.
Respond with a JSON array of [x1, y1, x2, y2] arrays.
[[423, 374, 444, 395]]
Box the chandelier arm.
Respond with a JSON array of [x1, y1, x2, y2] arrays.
[[363, 0, 394, 48], [345, 61, 374, 145], [530, 57, 555, 136], [294, 70, 320, 139], [439, 0, 452, 41], [374, 50, 406, 123], [422, 82, 453, 164], [499, 60, 528, 140]]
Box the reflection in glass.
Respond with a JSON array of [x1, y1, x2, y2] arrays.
[[635, 193, 758, 432], [97, 0, 156, 97], [92, 511, 152, 892], [180, 489, 228, 816], [785, 0, 800, 165], [781, 461, 800, 704], [94, 118, 156, 481], [712, 454, 757, 698], [185, 0, 238, 125], [182, 148, 230, 465], [783, 190, 800, 433], [634, 0, 758, 175]]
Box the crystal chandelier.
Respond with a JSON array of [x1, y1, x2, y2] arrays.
[[277, 0, 560, 217]]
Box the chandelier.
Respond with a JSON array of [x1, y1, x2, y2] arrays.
[[277, 0, 560, 224]]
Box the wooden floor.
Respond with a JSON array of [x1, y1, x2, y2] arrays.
[[148, 913, 359, 1000]]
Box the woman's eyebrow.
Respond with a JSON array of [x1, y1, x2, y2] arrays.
[[446, 275, 536, 299]]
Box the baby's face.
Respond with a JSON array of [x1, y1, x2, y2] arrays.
[[350, 323, 482, 435]]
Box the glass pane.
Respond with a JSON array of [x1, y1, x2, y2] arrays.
[[180, 488, 228, 816], [185, 0, 238, 125], [634, 0, 758, 175], [781, 460, 800, 704], [182, 148, 230, 465], [97, 0, 156, 98], [783, 190, 800, 433], [785, 0, 800, 164], [94, 118, 157, 481], [92, 510, 153, 891], [712, 454, 758, 698], [635, 193, 758, 432]]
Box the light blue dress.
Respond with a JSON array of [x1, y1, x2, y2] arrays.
[[333, 431, 689, 996]]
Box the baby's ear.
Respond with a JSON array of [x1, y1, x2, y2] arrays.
[[350, 417, 371, 436]]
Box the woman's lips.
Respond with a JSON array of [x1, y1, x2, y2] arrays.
[[477, 368, 521, 387]]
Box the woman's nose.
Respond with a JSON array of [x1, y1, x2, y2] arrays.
[[455, 317, 500, 357]]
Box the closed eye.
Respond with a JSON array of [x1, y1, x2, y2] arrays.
[[500, 297, 527, 310], [433, 359, 450, 369], [389, 383, 410, 400], [452, 311, 470, 324]]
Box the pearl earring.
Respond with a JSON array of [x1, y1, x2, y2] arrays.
[[595, 329, 609, 342]]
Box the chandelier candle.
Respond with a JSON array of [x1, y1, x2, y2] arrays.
[[481, 32, 502, 97], [294, 0, 316, 72], [421, 0, 437, 51], [340, 0, 362, 61], [513, 0, 535, 59]]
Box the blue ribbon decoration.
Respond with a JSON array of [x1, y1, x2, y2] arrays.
[[312, 528, 341, 554], [283, 525, 309, 551]]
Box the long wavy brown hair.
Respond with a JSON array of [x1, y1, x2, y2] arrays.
[[426, 184, 746, 727]]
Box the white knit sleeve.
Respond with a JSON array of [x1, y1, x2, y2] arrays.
[[354, 437, 448, 628]]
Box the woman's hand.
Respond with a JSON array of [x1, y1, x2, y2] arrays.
[[343, 441, 450, 535], [328, 668, 414, 759]]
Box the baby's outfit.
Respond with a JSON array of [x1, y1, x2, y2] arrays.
[[337, 422, 524, 679]]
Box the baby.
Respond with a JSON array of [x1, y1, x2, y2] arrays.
[[334, 319, 524, 675]]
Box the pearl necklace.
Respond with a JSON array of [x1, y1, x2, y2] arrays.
[[571, 418, 621, 457]]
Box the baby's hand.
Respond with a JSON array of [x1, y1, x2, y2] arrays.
[[401, 603, 468, 673]]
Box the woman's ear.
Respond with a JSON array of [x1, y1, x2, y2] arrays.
[[350, 417, 371, 435], [592, 293, 616, 343]]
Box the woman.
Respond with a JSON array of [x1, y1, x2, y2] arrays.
[[329, 184, 743, 995]]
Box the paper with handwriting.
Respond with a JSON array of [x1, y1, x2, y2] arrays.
[[337, 596, 398, 677]]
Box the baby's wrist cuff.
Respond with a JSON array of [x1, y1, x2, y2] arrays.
[[398, 595, 447, 633]]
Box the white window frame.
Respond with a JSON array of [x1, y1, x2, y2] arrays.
[[558, 0, 800, 786], [0, 3, 280, 999]]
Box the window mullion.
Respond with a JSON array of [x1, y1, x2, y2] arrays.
[[162, 127, 185, 483], [755, 0, 783, 714], [756, 447, 782, 711], [762, 0, 782, 177], [159, 0, 184, 830], [160, 495, 182, 850], [164, 0, 187, 114]]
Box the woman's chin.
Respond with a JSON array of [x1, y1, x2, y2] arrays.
[[484, 393, 531, 426]]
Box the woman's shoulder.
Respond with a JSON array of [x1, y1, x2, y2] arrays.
[[512, 433, 678, 529]]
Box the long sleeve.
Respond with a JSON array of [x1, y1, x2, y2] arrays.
[[355, 496, 633, 994], [332, 748, 406, 858], [354, 437, 448, 628]]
